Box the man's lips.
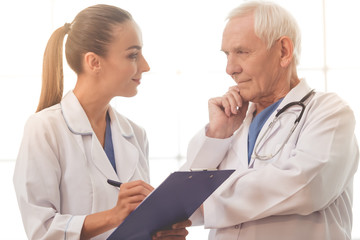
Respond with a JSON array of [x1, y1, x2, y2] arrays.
[[236, 79, 251, 84]]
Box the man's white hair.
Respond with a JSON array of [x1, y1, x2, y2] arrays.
[[228, 1, 301, 65]]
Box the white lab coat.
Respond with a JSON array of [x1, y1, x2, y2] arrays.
[[13, 91, 150, 240], [181, 80, 359, 240]]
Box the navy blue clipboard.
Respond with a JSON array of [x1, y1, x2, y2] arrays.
[[107, 169, 235, 240]]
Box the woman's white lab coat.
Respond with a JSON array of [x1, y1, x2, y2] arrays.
[[181, 80, 359, 240], [13, 91, 150, 240]]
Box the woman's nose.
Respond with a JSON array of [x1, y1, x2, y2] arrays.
[[141, 55, 150, 73]]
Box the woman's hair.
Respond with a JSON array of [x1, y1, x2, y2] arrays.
[[36, 4, 132, 112], [227, 1, 301, 66]]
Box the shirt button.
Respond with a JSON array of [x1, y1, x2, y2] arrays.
[[235, 225, 240, 229]]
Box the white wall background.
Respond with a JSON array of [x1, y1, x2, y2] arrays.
[[0, 0, 359, 239]]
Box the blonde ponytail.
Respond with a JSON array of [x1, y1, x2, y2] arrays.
[[36, 5, 132, 112], [36, 24, 70, 112]]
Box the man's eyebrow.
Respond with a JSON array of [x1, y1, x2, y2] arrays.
[[220, 49, 228, 55], [221, 46, 249, 53], [126, 45, 142, 50], [220, 47, 229, 53], [232, 46, 247, 51]]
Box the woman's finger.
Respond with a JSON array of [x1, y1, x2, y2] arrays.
[[171, 220, 192, 229], [152, 228, 189, 239]]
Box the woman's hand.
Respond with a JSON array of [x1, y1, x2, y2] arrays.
[[80, 180, 154, 239], [152, 220, 192, 240], [207, 85, 249, 139], [112, 180, 154, 225]]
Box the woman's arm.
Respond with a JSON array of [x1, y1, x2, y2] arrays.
[[80, 180, 154, 239]]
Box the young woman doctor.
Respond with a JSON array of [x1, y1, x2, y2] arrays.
[[13, 4, 190, 240]]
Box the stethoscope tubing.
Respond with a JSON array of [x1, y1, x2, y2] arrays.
[[252, 89, 315, 161]]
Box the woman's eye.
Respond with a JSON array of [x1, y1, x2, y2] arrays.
[[128, 53, 138, 60]]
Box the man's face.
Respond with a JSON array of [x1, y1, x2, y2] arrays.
[[221, 14, 285, 105]]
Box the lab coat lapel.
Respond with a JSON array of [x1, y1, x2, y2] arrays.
[[61, 91, 118, 181], [249, 79, 312, 166], [90, 135, 119, 181], [108, 107, 139, 183], [232, 103, 256, 168], [61, 91, 93, 135], [263, 79, 312, 141], [249, 107, 283, 167]]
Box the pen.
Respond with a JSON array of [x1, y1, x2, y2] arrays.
[[107, 179, 122, 188]]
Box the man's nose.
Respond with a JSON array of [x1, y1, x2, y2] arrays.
[[226, 55, 242, 76]]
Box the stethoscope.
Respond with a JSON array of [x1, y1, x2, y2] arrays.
[[252, 89, 315, 161]]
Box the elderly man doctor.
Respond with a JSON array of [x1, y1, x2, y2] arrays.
[[181, 1, 359, 239]]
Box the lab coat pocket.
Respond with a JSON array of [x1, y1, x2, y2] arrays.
[[279, 142, 296, 157]]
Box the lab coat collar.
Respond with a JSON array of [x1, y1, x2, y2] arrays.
[[242, 79, 311, 123], [60, 91, 138, 182], [60, 91, 93, 135], [60, 91, 135, 138], [106, 107, 139, 182], [232, 115, 253, 169], [277, 79, 312, 109], [246, 79, 312, 117], [107, 106, 135, 138], [244, 79, 312, 167]]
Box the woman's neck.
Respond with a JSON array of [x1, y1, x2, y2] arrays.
[[73, 77, 110, 147]]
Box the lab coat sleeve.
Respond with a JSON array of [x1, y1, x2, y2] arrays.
[[180, 125, 233, 225], [138, 123, 151, 183], [180, 125, 234, 170], [189, 93, 359, 228], [13, 114, 86, 240]]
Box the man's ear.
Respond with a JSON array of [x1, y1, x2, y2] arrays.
[[279, 36, 294, 68], [83, 52, 101, 73]]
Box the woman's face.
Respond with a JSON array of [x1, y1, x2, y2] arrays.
[[99, 20, 150, 97]]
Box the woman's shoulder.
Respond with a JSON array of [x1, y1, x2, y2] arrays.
[[24, 104, 63, 132]]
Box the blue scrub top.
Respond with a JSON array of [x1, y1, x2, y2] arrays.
[[248, 99, 283, 163], [104, 111, 116, 173]]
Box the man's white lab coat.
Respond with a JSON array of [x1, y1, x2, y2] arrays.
[[182, 80, 359, 240]]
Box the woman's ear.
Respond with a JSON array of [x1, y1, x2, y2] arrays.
[[84, 52, 101, 73], [279, 36, 294, 68]]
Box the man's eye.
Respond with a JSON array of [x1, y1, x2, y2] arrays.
[[237, 50, 247, 54]]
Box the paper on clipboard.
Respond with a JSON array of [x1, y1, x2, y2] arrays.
[[107, 169, 235, 240]]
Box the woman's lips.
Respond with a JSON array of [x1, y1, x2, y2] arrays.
[[132, 78, 141, 84]]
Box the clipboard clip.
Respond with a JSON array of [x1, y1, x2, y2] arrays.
[[190, 168, 218, 171]]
